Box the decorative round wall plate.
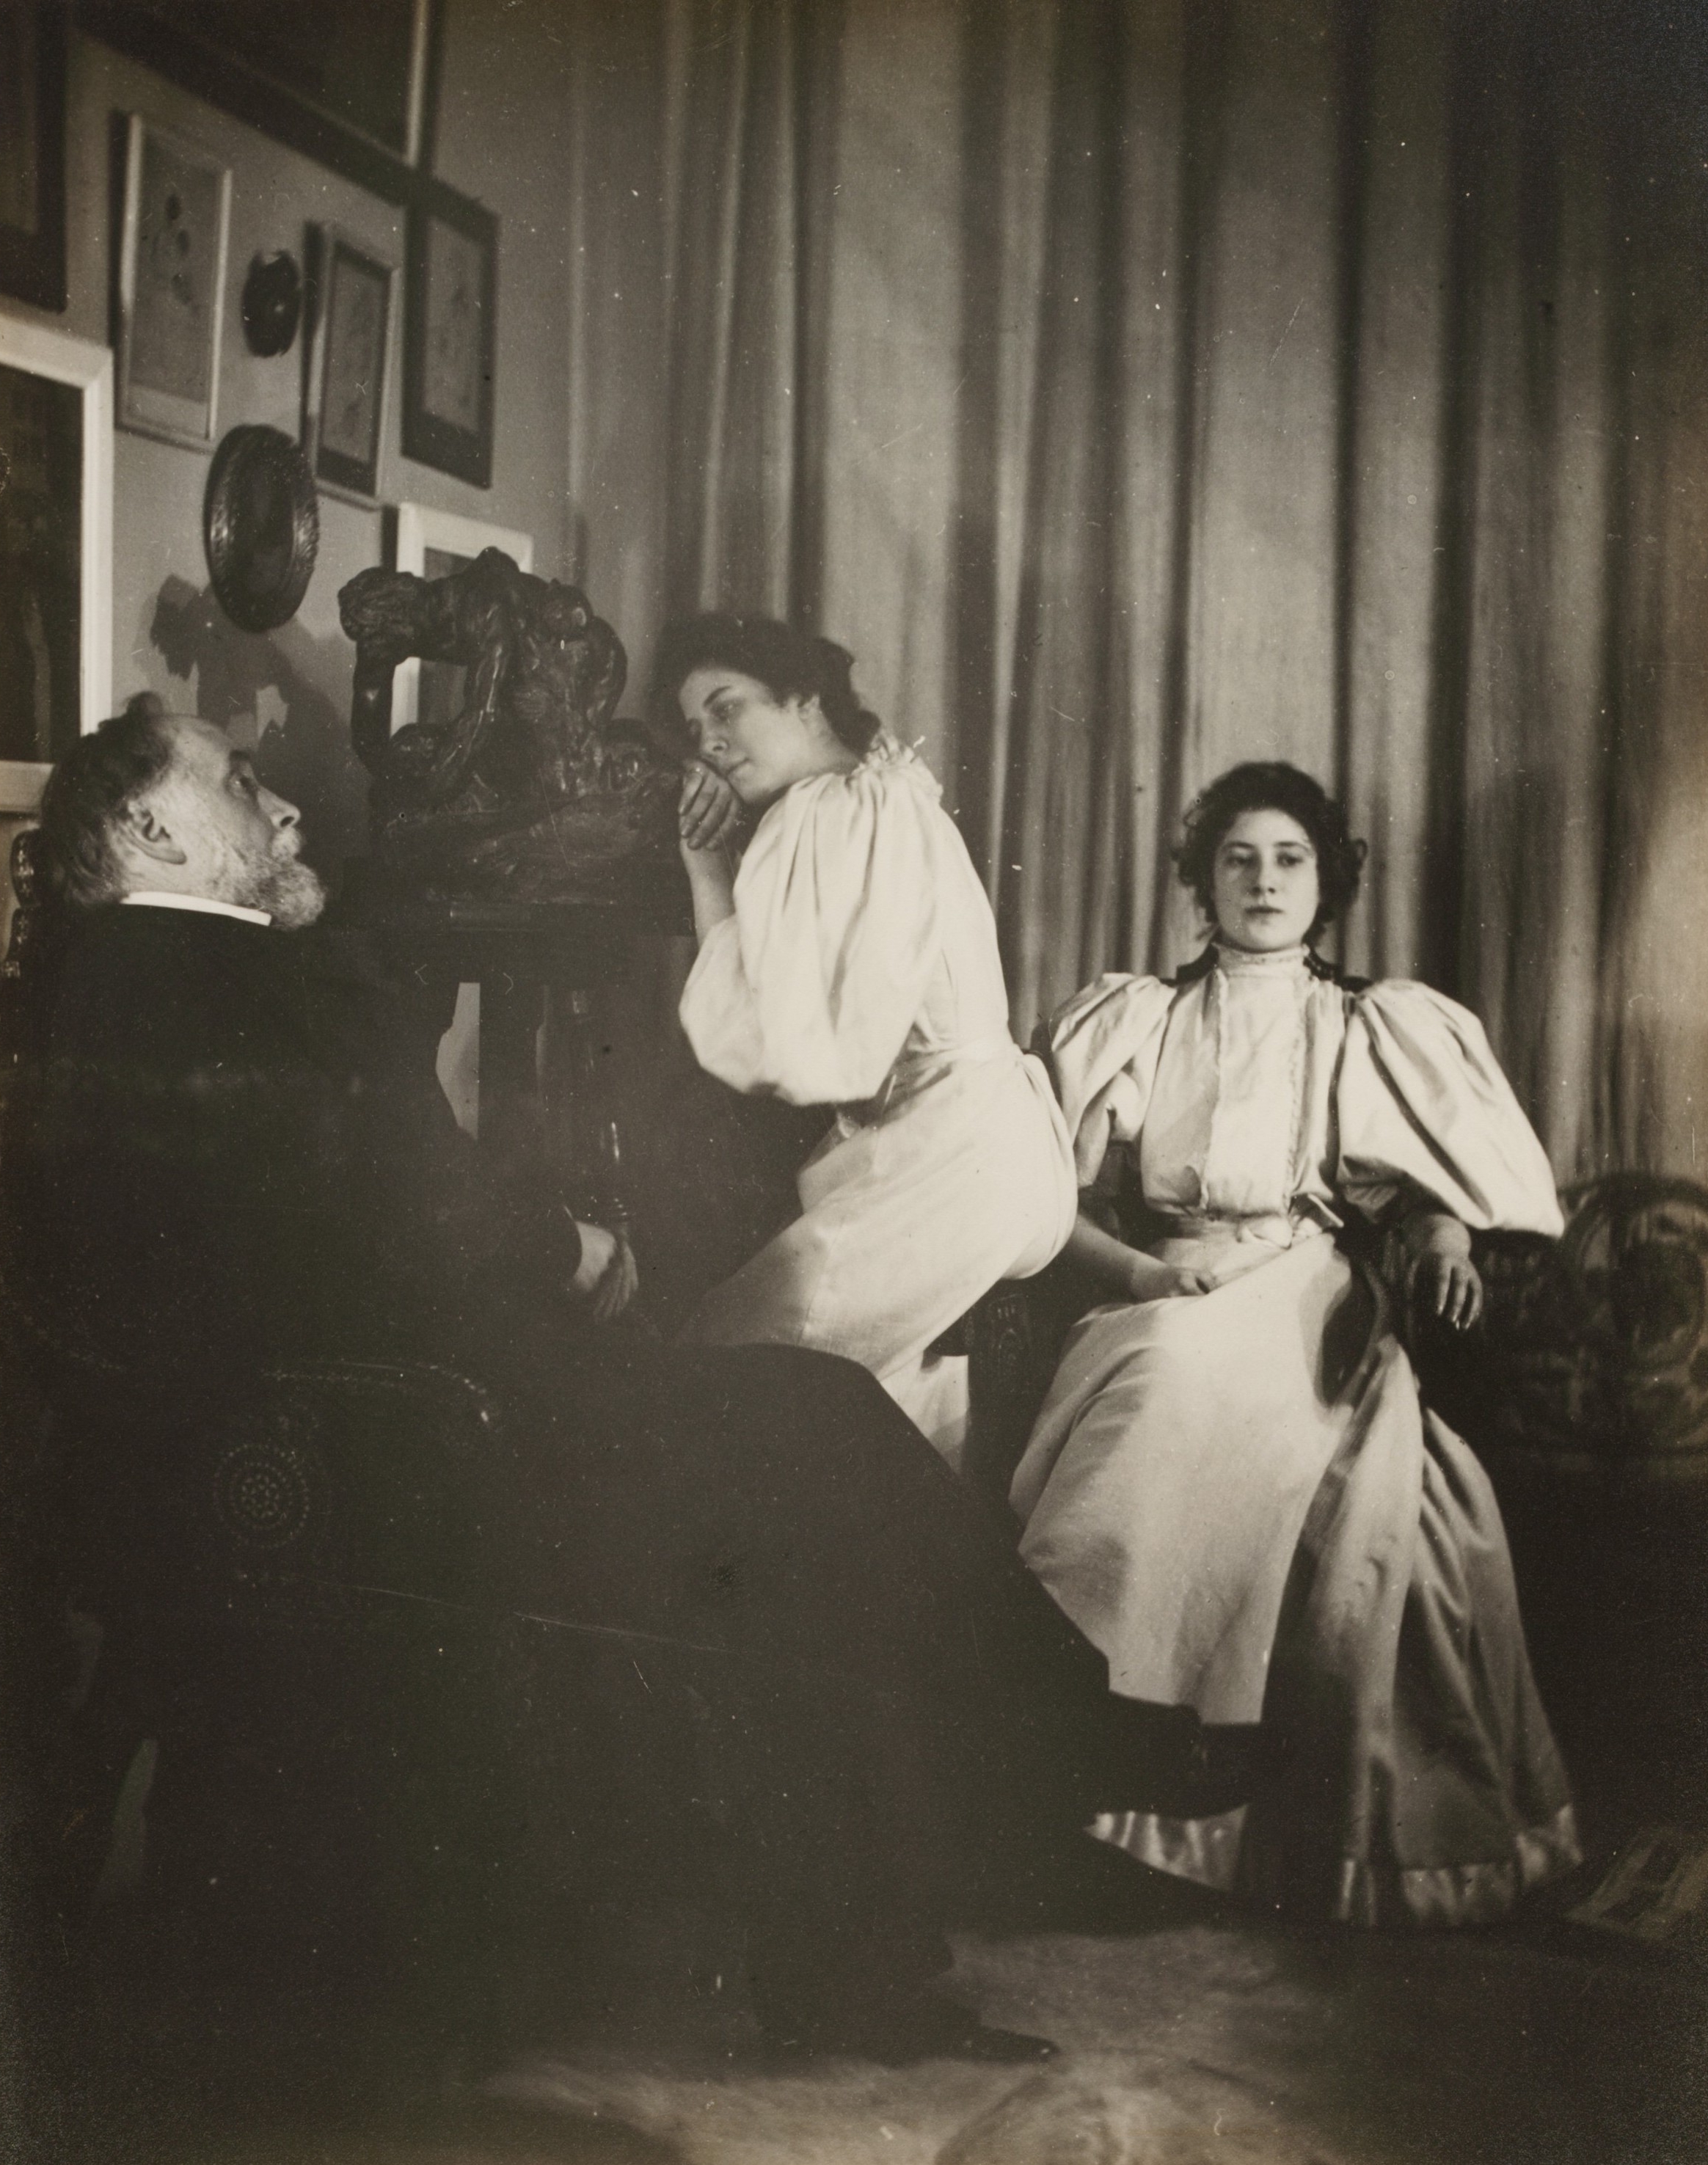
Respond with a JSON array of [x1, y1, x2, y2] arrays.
[[241, 251, 303, 357], [203, 424, 320, 633]]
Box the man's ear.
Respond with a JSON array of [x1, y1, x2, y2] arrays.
[[117, 798, 189, 867]]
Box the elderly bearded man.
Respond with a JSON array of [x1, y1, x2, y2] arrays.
[[1, 700, 1266, 2067]]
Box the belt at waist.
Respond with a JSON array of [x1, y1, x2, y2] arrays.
[[1153, 1208, 1329, 1250], [836, 1032, 1020, 1125]]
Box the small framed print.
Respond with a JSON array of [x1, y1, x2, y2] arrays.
[[389, 502, 531, 736], [0, 316, 114, 813], [402, 178, 495, 489], [304, 224, 395, 503], [115, 113, 232, 450]]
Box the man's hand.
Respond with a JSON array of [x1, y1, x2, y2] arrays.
[[679, 759, 743, 854], [570, 1220, 640, 1322]]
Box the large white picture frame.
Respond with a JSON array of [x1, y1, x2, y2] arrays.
[[0, 314, 114, 814], [390, 502, 532, 736]]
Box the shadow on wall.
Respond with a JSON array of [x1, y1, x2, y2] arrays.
[[150, 579, 370, 888]]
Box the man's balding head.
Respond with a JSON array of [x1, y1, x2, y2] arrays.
[[34, 699, 326, 927]]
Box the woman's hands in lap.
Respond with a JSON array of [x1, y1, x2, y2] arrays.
[[1066, 1211, 1212, 1304], [1123, 1252, 1214, 1304]]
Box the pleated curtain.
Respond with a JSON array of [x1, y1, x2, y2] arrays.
[[565, 0, 1708, 1182]]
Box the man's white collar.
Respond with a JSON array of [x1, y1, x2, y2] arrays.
[[123, 890, 273, 927]]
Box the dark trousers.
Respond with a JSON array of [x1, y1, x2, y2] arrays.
[[485, 1340, 1115, 2019]]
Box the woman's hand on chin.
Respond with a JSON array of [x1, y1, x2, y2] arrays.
[[1123, 1252, 1214, 1304], [679, 761, 740, 937], [679, 759, 744, 854]]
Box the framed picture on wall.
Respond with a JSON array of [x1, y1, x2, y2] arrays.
[[115, 113, 232, 451], [0, 317, 114, 814], [389, 503, 531, 737], [303, 224, 395, 504], [0, 0, 68, 311], [81, 0, 443, 206], [402, 180, 496, 489]]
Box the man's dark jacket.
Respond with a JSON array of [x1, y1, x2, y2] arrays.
[[1, 902, 1127, 2025], [4, 902, 553, 1386]]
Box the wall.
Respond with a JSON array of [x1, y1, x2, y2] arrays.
[[0, 5, 577, 888]]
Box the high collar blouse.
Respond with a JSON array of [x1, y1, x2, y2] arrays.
[[679, 737, 1017, 1110], [1043, 943, 1563, 1236]]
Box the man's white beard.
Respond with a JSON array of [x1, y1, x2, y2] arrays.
[[255, 856, 327, 930], [211, 829, 327, 928]]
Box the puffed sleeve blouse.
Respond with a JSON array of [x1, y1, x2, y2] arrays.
[[1041, 948, 1563, 1238], [679, 741, 1014, 1109]]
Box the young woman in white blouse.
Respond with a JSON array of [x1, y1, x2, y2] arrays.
[[662, 615, 1078, 1460], [1010, 762, 1580, 1925]]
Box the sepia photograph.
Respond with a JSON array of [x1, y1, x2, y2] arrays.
[[1, 2, 1706, 2163]]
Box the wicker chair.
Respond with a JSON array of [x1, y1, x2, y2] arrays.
[[961, 1173, 1708, 1505]]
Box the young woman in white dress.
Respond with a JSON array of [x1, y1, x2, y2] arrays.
[[1010, 762, 1581, 1924], [662, 616, 1079, 1460]]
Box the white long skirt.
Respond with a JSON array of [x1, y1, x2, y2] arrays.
[[684, 1047, 1076, 1462], [1010, 1227, 1580, 1924]]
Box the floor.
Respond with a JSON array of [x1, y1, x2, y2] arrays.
[[16, 1828, 1707, 2165], [12, 1463, 1707, 2165], [474, 1898, 1705, 2165]]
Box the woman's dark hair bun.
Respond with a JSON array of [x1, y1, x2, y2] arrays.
[[650, 613, 882, 753]]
